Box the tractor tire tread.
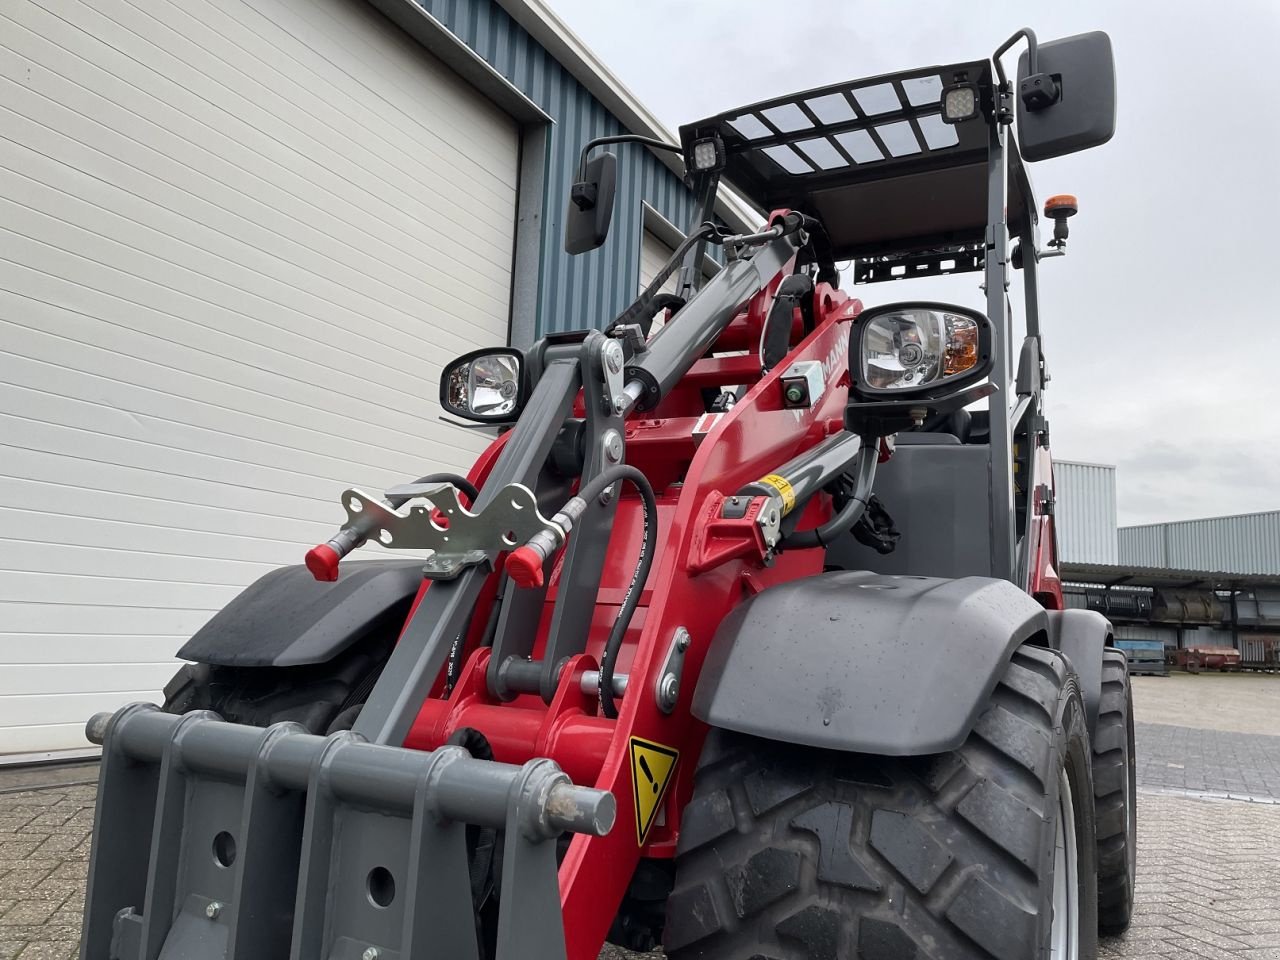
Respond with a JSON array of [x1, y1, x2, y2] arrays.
[[1093, 648, 1137, 935], [665, 644, 1098, 960], [161, 634, 395, 735]]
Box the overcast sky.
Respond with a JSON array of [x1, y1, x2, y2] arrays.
[[547, 0, 1280, 526]]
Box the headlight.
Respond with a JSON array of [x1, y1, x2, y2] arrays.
[[852, 303, 991, 398], [439, 348, 526, 422]]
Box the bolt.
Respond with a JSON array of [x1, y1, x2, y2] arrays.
[[363, 949, 379, 960], [613, 397, 626, 416], [659, 673, 678, 706], [604, 342, 623, 374], [604, 431, 623, 463], [676, 630, 691, 652], [908, 407, 927, 428], [785, 385, 805, 405], [205, 902, 222, 920]]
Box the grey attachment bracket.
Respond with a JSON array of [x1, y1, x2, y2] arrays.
[[655, 627, 691, 714], [80, 704, 614, 960], [756, 499, 782, 554], [342, 483, 562, 581], [600, 338, 627, 416]]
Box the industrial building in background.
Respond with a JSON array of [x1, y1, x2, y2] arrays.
[[1056, 461, 1280, 673]]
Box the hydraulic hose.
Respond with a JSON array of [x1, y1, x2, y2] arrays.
[[574, 465, 657, 720], [779, 444, 878, 550]]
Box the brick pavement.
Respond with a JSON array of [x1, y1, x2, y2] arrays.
[[0, 782, 95, 960], [1136, 722, 1280, 802]]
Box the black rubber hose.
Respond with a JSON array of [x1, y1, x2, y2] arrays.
[[779, 446, 877, 550], [387, 472, 480, 509], [781, 495, 868, 549], [575, 464, 657, 720]]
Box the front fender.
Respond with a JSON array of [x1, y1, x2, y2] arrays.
[[177, 560, 424, 667], [692, 571, 1049, 755]]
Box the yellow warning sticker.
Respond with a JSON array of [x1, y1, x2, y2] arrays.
[[759, 473, 797, 515], [629, 736, 679, 845]]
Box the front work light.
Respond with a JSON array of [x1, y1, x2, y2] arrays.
[[941, 83, 979, 123], [851, 303, 992, 398], [691, 136, 726, 172], [439, 347, 527, 423]]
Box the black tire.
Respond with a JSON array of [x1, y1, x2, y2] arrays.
[[1093, 649, 1137, 935], [665, 644, 1098, 960], [162, 632, 394, 735]]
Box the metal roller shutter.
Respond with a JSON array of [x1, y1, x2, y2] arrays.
[[0, 0, 519, 755]]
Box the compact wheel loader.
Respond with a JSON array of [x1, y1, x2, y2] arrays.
[[79, 27, 1134, 960]]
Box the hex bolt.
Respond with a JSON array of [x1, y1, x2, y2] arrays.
[[205, 902, 222, 920], [785, 385, 805, 405], [362, 949, 379, 960], [604, 343, 623, 374], [676, 630, 691, 652], [613, 397, 626, 415], [604, 431, 623, 463]]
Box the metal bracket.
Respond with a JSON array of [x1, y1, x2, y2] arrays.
[[340, 484, 559, 581], [655, 627, 691, 714], [755, 501, 782, 553], [601, 339, 627, 415]]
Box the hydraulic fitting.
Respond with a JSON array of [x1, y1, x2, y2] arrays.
[[304, 523, 369, 582], [505, 496, 587, 588]]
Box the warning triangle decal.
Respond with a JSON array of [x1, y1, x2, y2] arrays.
[[630, 736, 679, 845]]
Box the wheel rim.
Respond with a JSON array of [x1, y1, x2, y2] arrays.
[[1051, 767, 1080, 960]]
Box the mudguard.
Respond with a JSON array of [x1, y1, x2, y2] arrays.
[[1046, 608, 1113, 735], [692, 570, 1049, 755], [177, 561, 424, 668]]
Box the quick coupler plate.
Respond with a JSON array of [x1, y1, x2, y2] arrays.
[[79, 704, 614, 960]]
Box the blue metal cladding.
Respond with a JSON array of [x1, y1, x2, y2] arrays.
[[416, 0, 726, 335]]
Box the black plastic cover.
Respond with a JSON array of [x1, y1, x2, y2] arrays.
[[1017, 32, 1117, 162], [692, 571, 1048, 755], [177, 561, 424, 668], [1046, 608, 1112, 735], [564, 152, 617, 254]]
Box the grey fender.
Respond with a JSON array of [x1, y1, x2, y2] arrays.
[[1045, 608, 1113, 736], [692, 571, 1049, 755], [177, 561, 424, 667]]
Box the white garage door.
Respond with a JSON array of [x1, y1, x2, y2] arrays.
[[0, 0, 519, 756], [639, 229, 678, 295]]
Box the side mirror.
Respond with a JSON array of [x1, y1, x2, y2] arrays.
[[439, 348, 527, 423], [1017, 31, 1117, 162], [564, 152, 617, 254]]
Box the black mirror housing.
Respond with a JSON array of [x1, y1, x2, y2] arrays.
[[564, 152, 617, 254], [1017, 31, 1117, 162], [439, 347, 528, 423]]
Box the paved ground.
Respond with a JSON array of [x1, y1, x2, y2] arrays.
[[1132, 672, 1280, 737], [3, 672, 1279, 959]]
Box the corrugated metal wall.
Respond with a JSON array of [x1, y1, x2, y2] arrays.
[[1119, 512, 1280, 575], [1054, 461, 1118, 564], [1114, 624, 1177, 647], [416, 0, 726, 336]]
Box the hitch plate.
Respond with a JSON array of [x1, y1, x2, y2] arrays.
[[344, 483, 557, 580]]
